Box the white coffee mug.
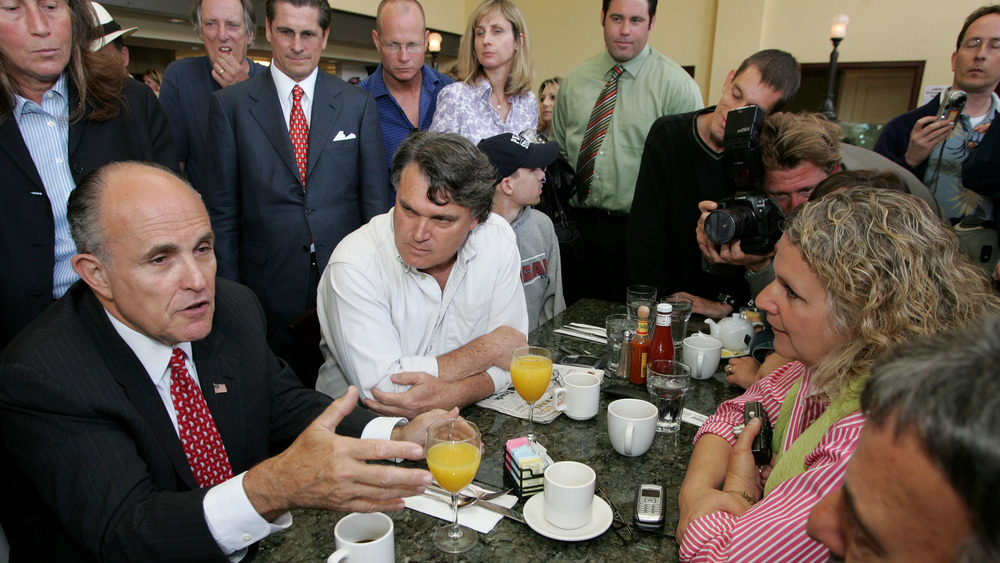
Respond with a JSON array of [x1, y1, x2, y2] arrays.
[[543, 461, 596, 529], [552, 372, 601, 420], [683, 334, 723, 380], [328, 512, 394, 563], [607, 398, 658, 457]]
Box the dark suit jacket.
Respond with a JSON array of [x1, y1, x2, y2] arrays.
[[0, 78, 180, 350], [963, 112, 1000, 197], [873, 96, 939, 179], [204, 70, 389, 334], [0, 279, 375, 562]]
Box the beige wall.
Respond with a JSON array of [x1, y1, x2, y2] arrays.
[[753, 0, 982, 95], [499, 1, 718, 98], [119, 0, 990, 105], [506, 0, 986, 109], [332, 0, 469, 34]]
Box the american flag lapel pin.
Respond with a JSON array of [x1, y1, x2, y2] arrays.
[[213, 383, 228, 394]]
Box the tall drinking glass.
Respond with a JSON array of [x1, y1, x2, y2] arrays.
[[661, 296, 694, 351], [510, 346, 553, 445], [646, 359, 691, 433], [605, 313, 632, 375], [626, 285, 658, 322], [426, 419, 482, 553]]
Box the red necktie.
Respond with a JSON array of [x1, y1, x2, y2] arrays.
[[169, 348, 234, 488], [290, 84, 309, 188], [576, 64, 624, 201]]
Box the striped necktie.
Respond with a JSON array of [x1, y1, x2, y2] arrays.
[[290, 84, 309, 188], [576, 64, 624, 201]]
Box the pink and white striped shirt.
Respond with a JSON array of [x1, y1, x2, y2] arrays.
[[680, 361, 866, 562]]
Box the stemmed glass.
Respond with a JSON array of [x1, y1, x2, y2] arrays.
[[511, 346, 553, 445], [425, 419, 482, 553]]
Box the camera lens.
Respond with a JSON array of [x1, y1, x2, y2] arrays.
[[705, 207, 755, 245]]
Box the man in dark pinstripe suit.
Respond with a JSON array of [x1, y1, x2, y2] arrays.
[[0, 162, 449, 562]]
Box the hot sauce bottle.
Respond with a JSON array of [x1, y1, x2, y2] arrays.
[[629, 306, 652, 385], [648, 303, 674, 363]]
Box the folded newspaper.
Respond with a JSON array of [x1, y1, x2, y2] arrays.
[[476, 364, 604, 423]]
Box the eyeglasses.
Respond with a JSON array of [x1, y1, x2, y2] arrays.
[[598, 487, 634, 543], [380, 41, 424, 54], [961, 37, 1000, 51]]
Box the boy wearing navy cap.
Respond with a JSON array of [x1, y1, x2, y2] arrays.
[[479, 133, 566, 330]]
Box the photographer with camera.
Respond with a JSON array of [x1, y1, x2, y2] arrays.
[[694, 113, 943, 388], [627, 50, 800, 317], [677, 188, 996, 562]]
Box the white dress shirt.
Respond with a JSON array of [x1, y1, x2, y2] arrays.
[[106, 313, 402, 560], [315, 211, 529, 399], [270, 64, 319, 129]]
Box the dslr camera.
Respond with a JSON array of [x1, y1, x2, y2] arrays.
[[704, 193, 784, 255]]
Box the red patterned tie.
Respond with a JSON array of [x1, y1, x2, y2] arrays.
[[169, 348, 234, 488], [576, 64, 624, 201], [290, 84, 309, 188]]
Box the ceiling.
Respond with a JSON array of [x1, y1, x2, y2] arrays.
[[102, 1, 460, 66]]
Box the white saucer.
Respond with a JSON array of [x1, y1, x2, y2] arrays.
[[523, 494, 613, 541]]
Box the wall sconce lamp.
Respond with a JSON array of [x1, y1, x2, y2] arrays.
[[428, 32, 443, 70], [820, 14, 850, 121]]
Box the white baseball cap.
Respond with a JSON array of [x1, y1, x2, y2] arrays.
[[90, 2, 138, 52]]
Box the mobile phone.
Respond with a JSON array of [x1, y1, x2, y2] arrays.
[[936, 90, 968, 122], [743, 401, 772, 466], [633, 484, 665, 531]]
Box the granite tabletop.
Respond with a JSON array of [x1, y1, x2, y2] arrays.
[[257, 299, 741, 562]]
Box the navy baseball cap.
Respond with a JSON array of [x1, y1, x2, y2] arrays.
[[478, 133, 559, 186]]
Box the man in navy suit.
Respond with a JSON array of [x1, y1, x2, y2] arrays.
[[0, 162, 447, 561], [204, 0, 389, 358]]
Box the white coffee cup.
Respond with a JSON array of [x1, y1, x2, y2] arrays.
[[328, 512, 394, 563], [607, 398, 658, 457], [543, 461, 596, 529], [683, 334, 723, 380], [552, 372, 601, 420]]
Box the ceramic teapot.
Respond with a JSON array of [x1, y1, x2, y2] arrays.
[[704, 313, 754, 352]]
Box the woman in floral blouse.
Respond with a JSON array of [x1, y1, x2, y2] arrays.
[[429, 0, 537, 143]]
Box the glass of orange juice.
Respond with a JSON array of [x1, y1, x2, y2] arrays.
[[511, 346, 553, 445], [426, 418, 482, 553]]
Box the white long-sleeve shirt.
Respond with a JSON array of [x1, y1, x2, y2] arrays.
[[316, 211, 528, 399]]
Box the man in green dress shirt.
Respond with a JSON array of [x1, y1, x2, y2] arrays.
[[551, 0, 703, 303]]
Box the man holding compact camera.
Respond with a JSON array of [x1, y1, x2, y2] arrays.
[[627, 49, 800, 314], [875, 5, 1000, 276]]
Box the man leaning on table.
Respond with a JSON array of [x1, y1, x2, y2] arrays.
[[316, 131, 529, 419], [0, 162, 451, 562]]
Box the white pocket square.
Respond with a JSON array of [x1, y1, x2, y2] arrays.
[[333, 131, 357, 142]]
